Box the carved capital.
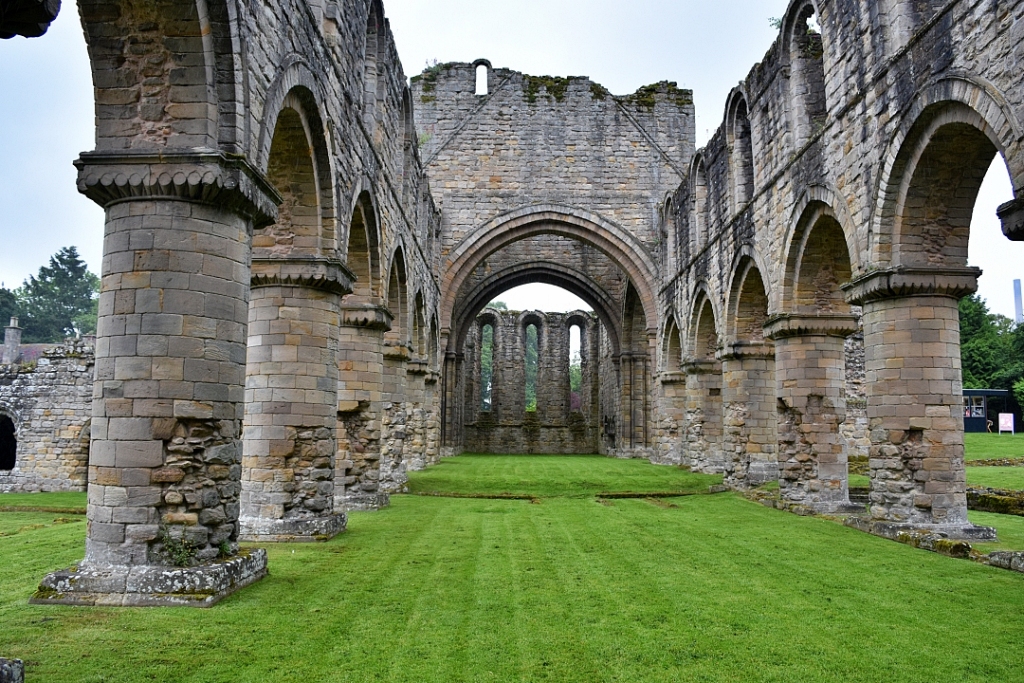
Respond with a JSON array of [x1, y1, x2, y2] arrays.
[[340, 303, 393, 330], [682, 359, 719, 375], [842, 266, 980, 304], [719, 340, 774, 361], [75, 149, 281, 227], [659, 370, 687, 385], [998, 196, 1024, 241], [383, 340, 412, 362], [250, 258, 355, 297], [763, 314, 859, 340]]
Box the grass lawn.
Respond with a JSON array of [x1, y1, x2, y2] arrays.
[[2, 456, 1023, 682], [970, 510, 1024, 552], [964, 433, 1024, 460], [406, 454, 723, 497], [0, 491, 87, 513], [966, 466, 1024, 491]]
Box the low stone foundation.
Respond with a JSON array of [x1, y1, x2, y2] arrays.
[[843, 516, 997, 543], [31, 549, 268, 607], [239, 513, 346, 542], [0, 659, 23, 683]]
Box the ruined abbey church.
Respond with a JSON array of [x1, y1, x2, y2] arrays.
[[1, 0, 1022, 605]]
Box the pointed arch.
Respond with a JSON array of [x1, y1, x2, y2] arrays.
[[688, 285, 721, 361], [725, 89, 755, 212], [783, 0, 828, 149], [727, 252, 771, 346], [385, 245, 409, 343], [689, 152, 710, 253], [662, 314, 682, 372], [345, 191, 382, 303], [782, 199, 854, 315]]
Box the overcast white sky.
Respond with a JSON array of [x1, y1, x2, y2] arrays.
[[0, 1, 1018, 316]]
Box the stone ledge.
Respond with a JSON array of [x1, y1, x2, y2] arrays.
[[998, 196, 1024, 241], [843, 517, 997, 543], [341, 303, 393, 330], [0, 658, 24, 683], [251, 257, 355, 297], [842, 266, 980, 304], [988, 551, 1024, 573], [238, 513, 346, 542], [30, 549, 268, 607], [763, 313, 859, 340], [342, 492, 391, 511]]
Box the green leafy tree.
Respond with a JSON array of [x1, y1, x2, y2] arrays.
[[16, 247, 100, 343], [0, 286, 17, 328], [480, 324, 494, 410]]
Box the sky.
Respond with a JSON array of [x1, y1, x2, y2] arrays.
[[0, 1, 1019, 317]]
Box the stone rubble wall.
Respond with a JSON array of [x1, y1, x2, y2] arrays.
[[0, 340, 94, 493]]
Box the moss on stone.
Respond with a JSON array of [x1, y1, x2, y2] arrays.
[[620, 81, 694, 110], [590, 82, 609, 100], [524, 75, 572, 103]]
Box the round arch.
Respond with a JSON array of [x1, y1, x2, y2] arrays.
[[687, 283, 722, 361], [725, 247, 773, 344], [441, 205, 660, 351], [870, 77, 1024, 266], [451, 261, 622, 355]]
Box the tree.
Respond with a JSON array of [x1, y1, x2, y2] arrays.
[[0, 286, 17, 328], [16, 247, 100, 343]]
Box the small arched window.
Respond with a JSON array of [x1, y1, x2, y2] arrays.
[[525, 323, 538, 412], [480, 323, 494, 411], [475, 64, 489, 96], [569, 324, 582, 412], [0, 415, 16, 471]]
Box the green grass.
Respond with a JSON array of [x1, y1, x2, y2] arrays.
[[406, 454, 722, 497], [966, 466, 1024, 490], [848, 474, 870, 488], [969, 510, 1024, 552], [964, 432, 1024, 460], [0, 491, 87, 512], [2, 456, 1024, 682]]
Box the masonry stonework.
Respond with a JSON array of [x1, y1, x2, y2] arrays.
[[6, 0, 1021, 605]]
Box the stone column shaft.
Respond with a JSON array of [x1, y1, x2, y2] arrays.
[[720, 343, 777, 488], [684, 359, 723, 473], [35, 151, 277, 606], [843, 267, 994, 539], [240, 259, 352, 541], [766, 315, 858, 512]]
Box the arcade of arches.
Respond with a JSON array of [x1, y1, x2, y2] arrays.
[[22, 0, 1024, 604]]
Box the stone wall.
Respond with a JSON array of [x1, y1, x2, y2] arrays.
[[0, 339, 93, 493], [463, 309, 599, 454]]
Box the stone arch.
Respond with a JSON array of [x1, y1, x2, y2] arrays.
[[688, 286, 721, 361], [254, 87, 337, 258], [781, 198, 855, 314], [79, 0, 225, 150], [871, 78, 1024, 267], [475, 308, 500, 413], [385, 245, 409, 344], [783, 0, 828, 148], [518, 311, 545, 414], [363, 0, 387, 127], [441, 205, 659, 350], [412, 291, 427, 358], [451, 260, 621, 355], [345, 191, 382, 303], [725, 89, 755, 211], [689, 153, 710, 252], [428, 315, 439, 369], [727, 252, 771, 345], [662, 314, 683, 372], [661, 194, 675, 274]]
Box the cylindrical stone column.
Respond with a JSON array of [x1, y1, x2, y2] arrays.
[[766, 315, 859, 512], [720, 343, 777, 488], [335, 303, 390, 510], [240, 259, 352, 541], [35, 152, 278, 606], [843, 268, 994, 539], [683, 359, 723, 473]]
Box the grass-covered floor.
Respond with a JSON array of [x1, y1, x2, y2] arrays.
[[964, 432, 1024, 460], [2, 455, 1024, 682]]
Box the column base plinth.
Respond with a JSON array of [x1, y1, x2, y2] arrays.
[[845, 517, 997, 542], [30, 549, 268, 607], [239, 514, 346, 542]]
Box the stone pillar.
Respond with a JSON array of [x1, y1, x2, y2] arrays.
[[2, 318, 21, 365], [335, 304, 390, 510], [766, 314, 860, 512], [683, 359, 723, 473], [720, 342, 777, 488], [239, 259, 352, 541], [33, 151, 277, 606], [440, 350, 464, 457], [843, 268, 995, 539], [657, 371, 687, 465], [380, 338, 411, 495]]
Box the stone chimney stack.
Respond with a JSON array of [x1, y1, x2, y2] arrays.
[[3, 317, 22, 365]]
